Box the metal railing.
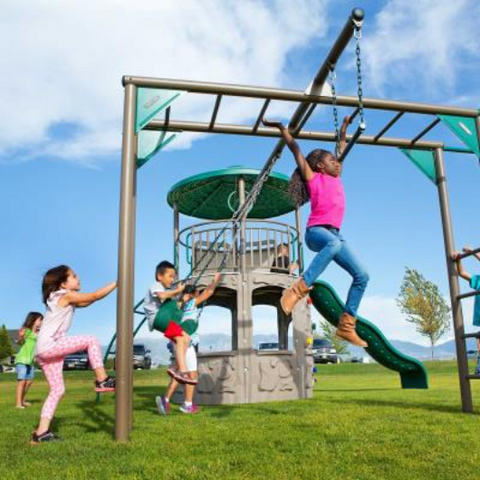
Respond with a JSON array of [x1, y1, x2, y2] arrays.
[[178, 219, 301, 275]]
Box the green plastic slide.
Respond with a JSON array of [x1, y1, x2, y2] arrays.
[[309, 281, 428, 389]]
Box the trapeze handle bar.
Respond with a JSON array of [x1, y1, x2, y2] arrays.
[[336, 122, 366, 163], [234, 8, 364, 220]]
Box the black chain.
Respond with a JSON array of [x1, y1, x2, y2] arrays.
[[354, 26, 365, 127], [329, 67, 340, 157]]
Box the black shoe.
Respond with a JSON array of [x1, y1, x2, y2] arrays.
[[31, 430, 63, 444], [95, 376, 115, 392]]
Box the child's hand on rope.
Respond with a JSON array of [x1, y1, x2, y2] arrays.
[[176, 282, 185, 293], [451, 251, 461, 260], [213, 272, 222, 284], [462, 246, 473, 254]]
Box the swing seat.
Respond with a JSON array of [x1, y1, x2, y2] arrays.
[[153, 299, 184, 333]]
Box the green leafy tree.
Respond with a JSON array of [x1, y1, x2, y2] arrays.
[[319, 319, 350, 355], [397, 268, 451, 359], [0, 325, 14, 361]]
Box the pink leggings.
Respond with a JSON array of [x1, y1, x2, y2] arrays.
[[36, 335, 104, 419]]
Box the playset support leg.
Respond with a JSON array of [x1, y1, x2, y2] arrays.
[[116, 82, 138, 441], [434, 147, 473, 413]]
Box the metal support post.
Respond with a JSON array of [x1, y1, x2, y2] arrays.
[[434, 147, 473, 413]]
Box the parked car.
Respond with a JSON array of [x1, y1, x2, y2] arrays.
[[133, 344, 152, 370], [312, 338, 338, 364], [63, 351, 90, 370], [258, 342, 279, 352]]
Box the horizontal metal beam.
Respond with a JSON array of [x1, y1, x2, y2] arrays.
[[146, 119, 450, 150], [123, 76, 480, 118]]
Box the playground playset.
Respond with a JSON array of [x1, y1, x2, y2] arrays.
[[107, 8, 480, 441]]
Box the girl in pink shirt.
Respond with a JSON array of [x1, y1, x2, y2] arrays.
[[263, 116, 368, 348], [32, 265, 117, 444]]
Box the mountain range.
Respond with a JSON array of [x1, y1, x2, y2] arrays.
[[103, 334, 478, 366]]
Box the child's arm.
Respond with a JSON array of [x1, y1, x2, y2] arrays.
[[60, 281, 117, 308], [337, 116, 352, 159], [156, 283, 185, 302], [262, 118, 314, 182], [17, 327, 26, 345], [194, 273, 221, 306], [452, 252, 472, 281], [463, 246, 480, 262], [289, 262, 299, 274]]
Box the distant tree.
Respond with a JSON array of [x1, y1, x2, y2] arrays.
[[319, 319, 350, 355], [0, 325, 14, 361], [397, 268, 451, 359]]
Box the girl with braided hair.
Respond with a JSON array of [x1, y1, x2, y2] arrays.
[[262, 116, 369, 348]]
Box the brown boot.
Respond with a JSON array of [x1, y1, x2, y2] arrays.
[[280, 278, 311, 315], [336, 312, 368, 348]]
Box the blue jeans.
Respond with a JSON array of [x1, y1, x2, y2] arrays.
[[303, 226, 369, 317]]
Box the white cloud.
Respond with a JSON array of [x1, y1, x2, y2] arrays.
[[1, 0, 328, 163], [362, 0, 480, 98]]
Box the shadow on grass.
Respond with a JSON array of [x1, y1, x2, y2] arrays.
[[75, 396, 115, 434], [336, 396, 479, 415]]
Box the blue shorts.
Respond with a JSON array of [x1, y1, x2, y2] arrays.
[[16, 363, 35, 381]]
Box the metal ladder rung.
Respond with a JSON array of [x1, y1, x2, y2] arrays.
[[462, 332, 480, 340]]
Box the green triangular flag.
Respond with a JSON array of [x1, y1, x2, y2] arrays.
[[438, 115, 480, 157], [135, 88, 185, 133], [400, 149, 437, 184], [137, 130, 179, 169]]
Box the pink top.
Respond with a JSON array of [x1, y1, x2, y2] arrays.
[[306, 173, 345, 229], [36, 289, 75, 355]]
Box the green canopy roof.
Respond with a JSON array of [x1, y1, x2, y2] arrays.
[[167, 167, 295, 220]]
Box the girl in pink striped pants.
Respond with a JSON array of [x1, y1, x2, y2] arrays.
[[32, 265, 117, 444]]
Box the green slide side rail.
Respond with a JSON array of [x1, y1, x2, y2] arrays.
[[309, 280, 428, 389]]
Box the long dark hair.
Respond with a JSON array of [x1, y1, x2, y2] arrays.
[[288, 148, 334, 207], [42, 265, 71, 304], [22, 311, 43, 330]]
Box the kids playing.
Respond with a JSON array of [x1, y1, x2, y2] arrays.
[[31, 265, 117, 444], [15, 312, 43, 409], [144, 260, 197, 386], [156, 272, 222, 415], [262, 116, 369, 347]]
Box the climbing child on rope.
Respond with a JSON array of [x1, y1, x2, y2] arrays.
[[144, 260, 197, 386], [15, 312, 43, 409], [452, 246, 480, 374], [156, 272, 222, 415], [31, 265, 116, 444], [262, 116, 369, 347]]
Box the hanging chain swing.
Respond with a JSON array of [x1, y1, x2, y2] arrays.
[[329, 22, 366, 162]]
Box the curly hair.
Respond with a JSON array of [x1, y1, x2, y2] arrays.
[[288, 149, 334, 206]]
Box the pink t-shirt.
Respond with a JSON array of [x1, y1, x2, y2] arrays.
[[36, 289, 75, 355], [306, 173, 345, 229]]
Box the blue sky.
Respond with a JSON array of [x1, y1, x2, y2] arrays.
[[1, 0, 479, 346]]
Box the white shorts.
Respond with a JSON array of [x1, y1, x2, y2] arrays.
[[184, 344, 197, 372]]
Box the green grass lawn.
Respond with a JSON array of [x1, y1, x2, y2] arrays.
[[1, 361, 480, 480]]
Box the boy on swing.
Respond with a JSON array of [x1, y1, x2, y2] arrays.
[[144, 261, 197, 385]]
